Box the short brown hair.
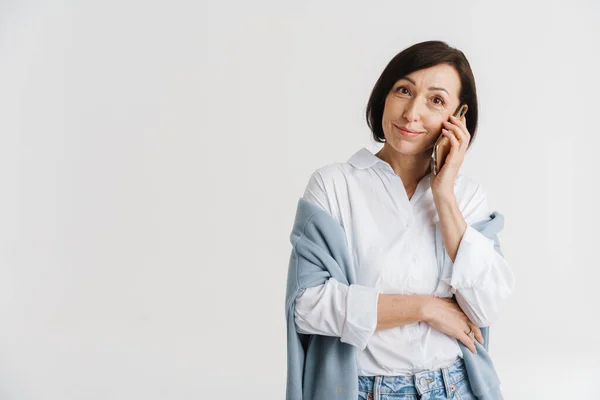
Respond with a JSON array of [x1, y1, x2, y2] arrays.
[[366, 40, 479, 148]]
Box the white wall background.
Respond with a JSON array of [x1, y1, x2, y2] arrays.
[[0, 0, 598, 398]]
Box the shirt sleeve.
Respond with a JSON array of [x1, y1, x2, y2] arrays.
[[296, 170, 380, 349], [302, 169, 335, 216], [294, 278, 380, 350], [441, 184, 515, 327]]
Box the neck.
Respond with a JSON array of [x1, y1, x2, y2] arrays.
[[375, 145, 431, 188]]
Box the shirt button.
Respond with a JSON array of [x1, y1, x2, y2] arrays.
[[412, 255, 419, 263]]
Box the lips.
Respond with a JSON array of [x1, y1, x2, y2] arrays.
[[394, 124, 423, 136], [398, 126, 420, 133]]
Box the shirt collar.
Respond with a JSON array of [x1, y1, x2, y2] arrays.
[[348, 147, 439, 179], [348, 147, 389, 170]]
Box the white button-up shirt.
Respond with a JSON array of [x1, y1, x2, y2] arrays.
[[294, 147, 514, 376]]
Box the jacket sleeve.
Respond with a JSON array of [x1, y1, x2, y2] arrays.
[[294, 279, 380, 350], [295, 169, 380, 350], [441, 184, 515, 327]]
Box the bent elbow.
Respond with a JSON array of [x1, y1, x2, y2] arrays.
[[455, 292, 509, 328]]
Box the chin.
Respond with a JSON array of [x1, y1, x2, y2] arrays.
[[386, 137, 428, 156]]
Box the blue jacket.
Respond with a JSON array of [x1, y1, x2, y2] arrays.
[[285, 198, 505, 400]]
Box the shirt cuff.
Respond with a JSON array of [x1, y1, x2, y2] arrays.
[[340, 284, 380, 350], [446, 225, 497, 290]]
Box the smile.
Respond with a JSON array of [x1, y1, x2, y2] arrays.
[[395, 125, 423, 137]]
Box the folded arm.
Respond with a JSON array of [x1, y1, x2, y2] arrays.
[[294, 279, 380, 350], [295, 283, 441, 349], [435, 185, 515, 327]]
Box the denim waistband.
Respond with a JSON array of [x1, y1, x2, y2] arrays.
[[358, 357, 466, 398]]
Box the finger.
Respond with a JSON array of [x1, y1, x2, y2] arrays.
[[442, 122, 465, 143], [449, 116, 471, 142], [458, 115, 471, 143], [459, 333, 477, 354], [450, 115, 466, 129], [442, 126, 468, 154], [442, 129, 460, 150], [472, 325, 484, 345]]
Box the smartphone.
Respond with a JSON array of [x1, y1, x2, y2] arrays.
[[430, 104, 468, 176]]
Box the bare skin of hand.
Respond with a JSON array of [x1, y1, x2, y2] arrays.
[[422, 296, 484, 354]]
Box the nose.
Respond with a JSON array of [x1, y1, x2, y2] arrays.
[[403, 99, 421, 122]]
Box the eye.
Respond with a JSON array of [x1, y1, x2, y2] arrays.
[[396, 86, 445, 106]]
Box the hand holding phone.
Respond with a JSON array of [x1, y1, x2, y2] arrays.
[[430, 104, 468, 176]]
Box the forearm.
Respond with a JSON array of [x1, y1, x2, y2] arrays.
[[434, 193, 467, 262], [376, 293, 429, 331], [435, 193, 515, 326], [446, 230, 515, 326]]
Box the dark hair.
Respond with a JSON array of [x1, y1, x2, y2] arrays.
[[366, 40, 479, 148]]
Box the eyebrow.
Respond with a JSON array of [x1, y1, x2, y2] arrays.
[[398, 77, 449, 96]]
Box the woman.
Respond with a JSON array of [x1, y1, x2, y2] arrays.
[[293, 41, 514, 399]]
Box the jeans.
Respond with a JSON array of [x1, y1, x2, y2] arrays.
[[358, 357, 476, 400]]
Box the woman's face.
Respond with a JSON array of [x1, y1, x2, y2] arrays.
[[381, 64, 464, 157]]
